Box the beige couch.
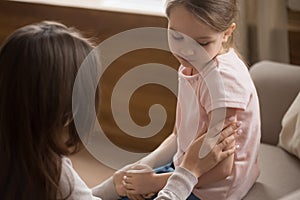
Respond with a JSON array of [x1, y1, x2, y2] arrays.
[[244, 61, 300, 200]]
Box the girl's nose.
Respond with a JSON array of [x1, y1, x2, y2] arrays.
[[180, 49, 195, 57]]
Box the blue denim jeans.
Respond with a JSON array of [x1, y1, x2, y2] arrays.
[[119, 163, 200, 200]]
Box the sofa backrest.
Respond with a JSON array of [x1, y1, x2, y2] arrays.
[[250, 61, 300, 145]]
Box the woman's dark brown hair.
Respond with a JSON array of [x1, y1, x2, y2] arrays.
[[0, 21, 99, 199]]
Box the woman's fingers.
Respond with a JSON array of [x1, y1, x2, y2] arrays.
[[207, 136, 235, 164], [127, 193, 145, 200], [121, 165, 154, 200], [123, 181, 145, 200], [217, 134, 235, 152], [123, 175, 137, 190], [217, 121, 242, 143], [126, 187, 145, 200], [127, 164, 152, 173], [143, 193, 155, 198], [122, 179, 134, 190], [220, 145, 236, 160]]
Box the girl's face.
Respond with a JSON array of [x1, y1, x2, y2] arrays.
[[168, 5, 228, 69]]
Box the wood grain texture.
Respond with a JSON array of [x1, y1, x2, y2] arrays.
[[288, 9, 300, 65], [0, 1, 179, 152]]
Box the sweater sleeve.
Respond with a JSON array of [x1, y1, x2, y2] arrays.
[[92, 177, 120, 200], [60, 157, 119, 200], [155, 167, 198, 200], [60, 157, 102, 200]]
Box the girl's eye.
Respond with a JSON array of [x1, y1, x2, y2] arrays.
[[170, 31, 184, 40], [198, 41, 210, 46]]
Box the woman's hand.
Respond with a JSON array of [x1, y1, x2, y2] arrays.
[[113, 163, 139, 197], [122, 164, 158, 198], [180, 122, 240, 178]]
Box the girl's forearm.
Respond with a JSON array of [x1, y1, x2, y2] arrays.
[[195, 108, 236, 187], [138, 133, 177, 168]]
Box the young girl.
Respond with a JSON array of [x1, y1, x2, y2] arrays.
[[122, 0, 261, 200], [0, 21, 237, 200]]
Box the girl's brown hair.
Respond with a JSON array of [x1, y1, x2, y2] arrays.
[[166, 0, 238, 51], [0, 21, 99, 199]]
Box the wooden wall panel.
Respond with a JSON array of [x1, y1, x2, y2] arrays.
[[0, 1, 169, 44], [288, 9, 300, 65], [0, 1, 180, 152]]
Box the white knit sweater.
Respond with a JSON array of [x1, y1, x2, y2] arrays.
[[59, 157, 197, 200]]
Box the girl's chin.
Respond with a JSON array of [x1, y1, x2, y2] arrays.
[[178, 58, 194, 68]]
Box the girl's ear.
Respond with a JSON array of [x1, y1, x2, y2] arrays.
[[222, 23, 236, 42]]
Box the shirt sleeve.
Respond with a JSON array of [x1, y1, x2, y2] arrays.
[[199, 64, 252, 113], [155, 167, 198, 200]]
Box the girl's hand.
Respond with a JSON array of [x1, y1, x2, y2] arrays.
[[122, 164, 159, 196], [181, 122, 239, 178]]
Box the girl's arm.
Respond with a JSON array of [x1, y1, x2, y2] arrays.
[[195, 107, 238, 188], [138, 132, 177, 168], [112, 132, 177, 197], [122, 121, 239, 198], [120, 132, 178, 197], [155, 123, 237, 200]]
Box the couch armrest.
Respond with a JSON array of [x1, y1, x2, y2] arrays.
[[250, 61, 300, 145], [278, 189, 300, 200]]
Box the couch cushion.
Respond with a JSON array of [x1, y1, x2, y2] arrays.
[[250, 61, 300, 145], [244, 143, 300, 200], [279, 92, 300, 159]]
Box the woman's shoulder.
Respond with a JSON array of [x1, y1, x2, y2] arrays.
[[62, 156, 72, 166], [60, 157, 99, 199]]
